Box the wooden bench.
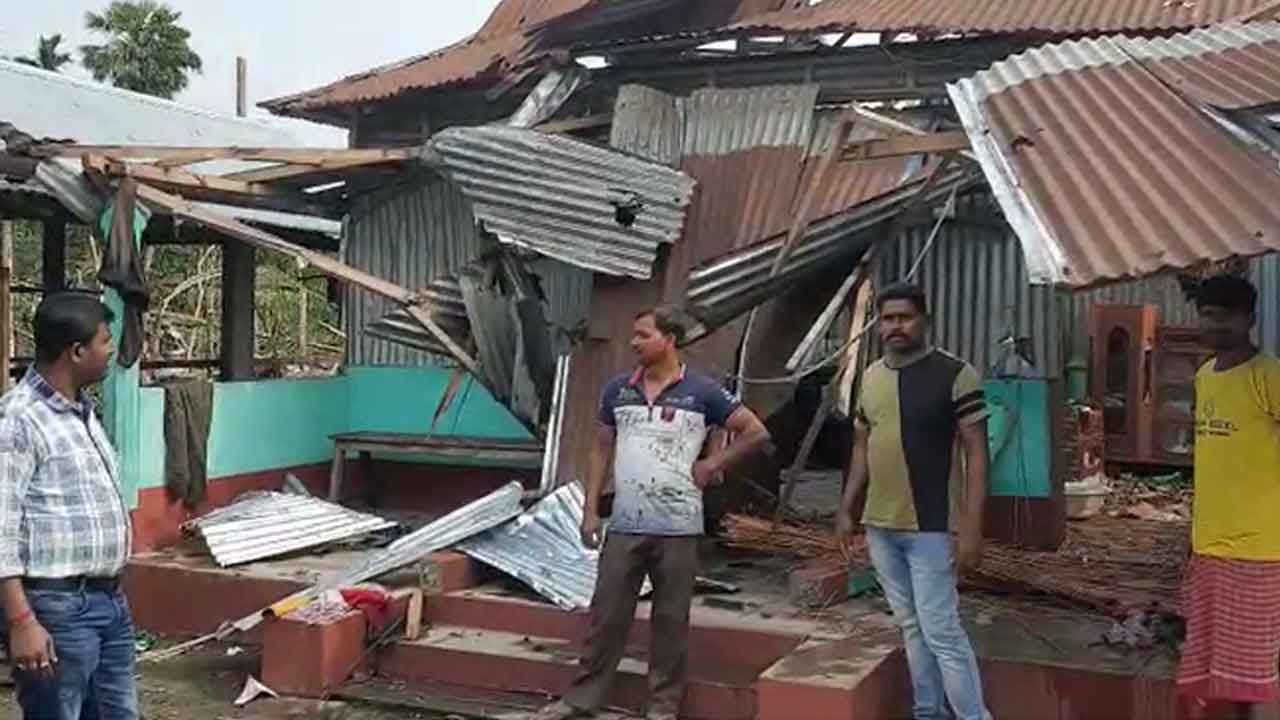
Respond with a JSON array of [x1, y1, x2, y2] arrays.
[[327, 432, 544, 502]]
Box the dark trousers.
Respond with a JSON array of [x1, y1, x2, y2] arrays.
[[10, 587, 139, 720], [565, 533, 699, 715]]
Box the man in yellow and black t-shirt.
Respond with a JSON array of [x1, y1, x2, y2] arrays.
[[837, 282, 992, 720]]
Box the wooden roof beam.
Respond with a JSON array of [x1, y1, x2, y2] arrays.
[[842, 130, 971, 161], [37, 144, 416, 165]]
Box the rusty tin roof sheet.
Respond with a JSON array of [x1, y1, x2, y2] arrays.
[[732, 0, 1279, 37], [948, 22, 1280, 288], [426, 125, 696, 278]]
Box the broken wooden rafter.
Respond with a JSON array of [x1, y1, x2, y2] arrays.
[[38, 144, 415, 165], [132, 182, 483, 379], [846, 105, 978, 163], [84, 154, 338, 218], [842, 130, 971, 162]]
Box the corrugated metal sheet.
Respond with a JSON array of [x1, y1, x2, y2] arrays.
[[457, 482, 597, 610], [362, 277, 469, 357], [344, 176, 490, 366], [731, 0, 1278, 37], [0, 59, 302, 147], [874, 193, 1062, 377], [428, 125, 696, 278], [187, 492, 396, 568], [686, 166, 984, 327], [948, 24, 1280, 288], [970, 23, 1280, 111]]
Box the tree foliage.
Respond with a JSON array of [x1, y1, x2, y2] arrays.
[[14, 34, 73, 72], [80, 1, 202, 99]]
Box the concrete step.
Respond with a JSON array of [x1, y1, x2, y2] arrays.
[[376, 624, 759, 720], [424, 587, 807, 675]]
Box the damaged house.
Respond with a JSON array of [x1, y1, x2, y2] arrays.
[[1, 0, 1280, 717]]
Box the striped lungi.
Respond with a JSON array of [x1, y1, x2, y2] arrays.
[[1177, 554, 1280, 704]]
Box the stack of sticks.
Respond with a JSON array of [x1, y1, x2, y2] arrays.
[[721, 513, 1187, 616]]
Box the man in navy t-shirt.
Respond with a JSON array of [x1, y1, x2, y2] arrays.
[[534, 306, 770, 720]]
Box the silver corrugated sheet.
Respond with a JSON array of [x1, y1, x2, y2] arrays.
[[345, 176, 595, 367], [230, 482, 526, 634], [873, 193, 1062, 377], [344, 176, 492, 366], [428, 125, 696, 279], [187, 492, 396, 568], [681, 85, 819, 156], [332, 481, 525, 589], [362, 276, 469, 356], [457, 482, 598, 611]]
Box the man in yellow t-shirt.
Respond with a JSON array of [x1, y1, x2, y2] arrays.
[[1176, 275, 1280, 719]]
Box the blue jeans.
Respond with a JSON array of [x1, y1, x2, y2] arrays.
[[866, 527, 992, 720], [10, 587, 139, 720]]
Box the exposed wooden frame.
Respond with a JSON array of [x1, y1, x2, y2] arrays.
[[1236, 0, 1280, 22], [37, 145, 415, 165], [132, 182, 483, 378], [83, 155, 339, 218], [842, 130, 971, 161]]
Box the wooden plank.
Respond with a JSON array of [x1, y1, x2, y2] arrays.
[[842, 130, 970, 161], [222, 157, 395, 184], [847, 105, 978, 162], [133, 183, 412, 302], [784, 266, 863, 372], [95, 156, 279, 198], [42, 145, 416, 164], [219, 241, 255, 381]]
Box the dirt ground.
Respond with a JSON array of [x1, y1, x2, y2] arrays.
[[0, 643, 443, 720]]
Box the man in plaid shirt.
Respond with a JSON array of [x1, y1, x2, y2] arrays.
[[0, 293, 136, 719]]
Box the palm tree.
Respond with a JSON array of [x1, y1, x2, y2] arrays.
[[80, 1, 203, 99], [14, 34, 73, 72]]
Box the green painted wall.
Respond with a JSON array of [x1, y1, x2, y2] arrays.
[[127, 366, 532, 504], [345, 366, 529, 439], [206, 376, 349, 479]]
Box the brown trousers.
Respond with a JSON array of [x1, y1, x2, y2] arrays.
[[564, 533, 699, 715]]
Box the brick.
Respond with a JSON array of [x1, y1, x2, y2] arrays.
[[788, 562, 849, 609], [261, 612, 368, 698]]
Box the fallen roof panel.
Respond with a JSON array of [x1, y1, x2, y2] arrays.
[[730, 0, 1279, 37], [948, 22, 1280, 288], [427, 125, 696, 278]]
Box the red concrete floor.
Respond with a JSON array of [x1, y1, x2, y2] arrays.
[[125, 547, 1206, 720]]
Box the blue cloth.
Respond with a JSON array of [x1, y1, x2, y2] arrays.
[[598, 366, 740, 536], [11, 587, 139, 720], [866, 527, 992, 720]]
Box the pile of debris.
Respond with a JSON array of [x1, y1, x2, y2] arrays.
[[722, 512, 1187, 617], [1103, 473, 1192, 523]]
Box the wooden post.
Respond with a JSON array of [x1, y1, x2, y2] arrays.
[[235, 57, 247, 118], [42, 219, 67, 292], [219, 241, 256, 381], [0, 222, 12, 391]]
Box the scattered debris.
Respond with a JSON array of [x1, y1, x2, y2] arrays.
[[234, 675, 279, 707], [226, 646, 245, 657], [1065, 475, 1110, 520], [1099, 609, 1181, 650], [185, 491, 396, 567]]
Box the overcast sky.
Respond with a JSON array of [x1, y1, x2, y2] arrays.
[[0, 1, 503, 146]]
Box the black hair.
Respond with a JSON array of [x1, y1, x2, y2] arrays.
[[636, 305, 686, 344], [34, 292, 115, 363], [1194, 275, 1257, 315], [877, 282, 929, 315]]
